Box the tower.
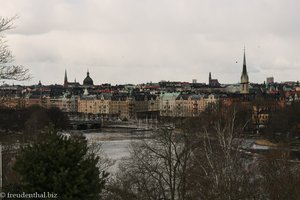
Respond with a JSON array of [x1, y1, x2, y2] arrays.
[[83, 69, 94, 86], [64, 69, 68, 88], [240, 48, 249, 94], [208, 72, 220, 87]]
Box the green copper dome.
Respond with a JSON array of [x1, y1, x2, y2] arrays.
[[83, 71, 94, 85]]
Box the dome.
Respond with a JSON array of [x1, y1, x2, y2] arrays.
[[83, 71, 94, 85]]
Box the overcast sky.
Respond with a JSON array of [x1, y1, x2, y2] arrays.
[[1, 0, 300, 85]]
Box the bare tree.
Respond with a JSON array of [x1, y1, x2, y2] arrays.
[[258, 152, 300, 200], [0, 16, 30, 81], [104, 105, 300, 200], [105, 128, 193, 200], [188, 107, 260, 200]]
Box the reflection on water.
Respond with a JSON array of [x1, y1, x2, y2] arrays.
[[84, 131, 135, 172], [100, 140, 131, 160]]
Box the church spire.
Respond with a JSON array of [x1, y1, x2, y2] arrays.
[[240, 47, 249, 94], [64, 69, 68, 81], [64, 69, 68, 87], [242, 47, 247, 75]]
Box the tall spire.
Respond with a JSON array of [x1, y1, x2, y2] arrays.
[[87, 68, 90, 77], [240, 47, 249, 94], [64, 69, 68, 87], [64, 69, 68, 81], [242, 47, 247, 75]]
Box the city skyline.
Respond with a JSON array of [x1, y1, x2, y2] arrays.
[[1, 0, 300, 85]]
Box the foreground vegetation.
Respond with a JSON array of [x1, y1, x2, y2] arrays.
[[101, 107, 300, 200], [1, 103, 300, 199], [14, 126, 108, 199]]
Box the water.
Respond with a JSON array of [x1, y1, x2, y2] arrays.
[[100, 140, 131, 160], [83, 131, 136, 172]]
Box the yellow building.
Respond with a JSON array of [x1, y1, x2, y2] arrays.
[[0, 97, 25, 109], [252, 105, 269, 127], [175, 94, 190, 117], [148, 96, 160, 112], [78, 96, 97, 114], [110, 95, 134, 120], [159, 92, 180, 117], [187, 95, 206, 117], [24, 97, 43, 108], [48, 96, 78, 113]]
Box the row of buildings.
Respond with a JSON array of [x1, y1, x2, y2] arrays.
[[1, 50, 300, 122], [0, 91, 221, 120]]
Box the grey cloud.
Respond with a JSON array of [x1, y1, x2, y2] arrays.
[[1, 0, 300, 85]]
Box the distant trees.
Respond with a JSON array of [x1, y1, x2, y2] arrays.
[[24, 106, 69, 136], [0, 16, 29, 81], [0, 106, 69, 133], [267, 101, 300, 139], [258, 152, 300, 200], [13, 126, 108, 200]]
